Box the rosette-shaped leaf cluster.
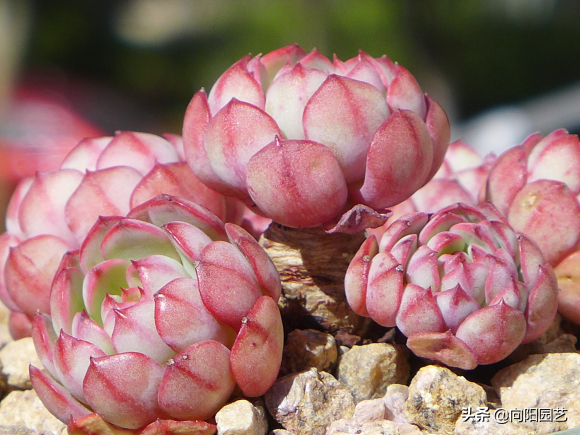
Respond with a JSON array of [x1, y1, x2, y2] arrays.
[[30, 195, 283, 433], [183, 44, 450, 229], [485, 129, 580, 323], [345, 203, 558, 369], [0, 131, 238, 338]]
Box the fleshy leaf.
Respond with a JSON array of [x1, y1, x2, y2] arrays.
[[82, 258, 129, 325], [158, 340, 235, 421], [323, 204, 391, 234], [155, 277, 234, 352], [131, 162, 227, 221], [395, 283, 446, 337], [30, 365, 91, 425], [50, 262, 85, 335], [127, 195, 228, 242], [18, 169, 83, 245], [65, 167, 143, 243], [365, 252, 404, 327], [54, 331, 106, 404], [225, 223, 281, 301], [455, 301, 526, 365], [246, 138, 348, 228], [5, 234, 72, 317], [406, 330, 478, 370], [303, 74, 390, 183], [230, 296, 284, 397], [196, 241, 262, 330], [204, 99, 281, 198], [344, 235, 379, 317], [111, 299, 175, 364], [101, 219, 181, 263], [31, 312, 59, 379], [96, 131, 180, 175], [83, 352, 165, 430], [60, 137, 113, 172]]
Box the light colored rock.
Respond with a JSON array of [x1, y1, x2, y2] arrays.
[[264, 367, 355, 435], [326, 418, 423, 435], [336, 343, 409, 403], [383, 384, 411, 424], [507, 313, 578, 363], [324, 385, 421, 435], [268, 430, 294, 435], [455, 411, 535, 435], [0, 327, 11, 352], [0, 389, 67, 435], [492, 353, 580, 435], [0, 301, 10, 326], [353, 398, 387, 424], [404, 365, 486, 435], [216, 399, 268, 435], [281, 329, 337, 375], [0, 426, 39, 435], [0, 337, 42, 390], [0, 301, 12, 350]]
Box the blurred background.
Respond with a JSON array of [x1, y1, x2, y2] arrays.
[[1, 0, 580, 229]]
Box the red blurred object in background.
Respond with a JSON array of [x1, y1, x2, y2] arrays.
[[0, 79, 105, 182]]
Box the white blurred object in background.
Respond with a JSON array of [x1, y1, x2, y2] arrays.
[[454, 81, 580, 156]]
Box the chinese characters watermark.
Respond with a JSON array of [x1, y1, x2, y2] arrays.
[[461, 406, 567, 424]]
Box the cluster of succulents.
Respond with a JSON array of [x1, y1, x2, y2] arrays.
[[0, 44, 578, 433]]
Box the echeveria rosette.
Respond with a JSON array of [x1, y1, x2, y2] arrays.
[[0, 131, 242, 339], [29, 194, 283, 433], [345, 202, 558, 370], [485, 129, 580, 323], [183, 44, 450, 231]]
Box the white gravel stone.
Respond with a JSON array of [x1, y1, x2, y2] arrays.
[[404, 365, 487, 435], [0, 337, 42, 390], [336, 343, 410, 403], [492, 353, 580, 435], [0, 389, 67, 435], [265, 367, 355, 435], [216, 399, 268, 435]]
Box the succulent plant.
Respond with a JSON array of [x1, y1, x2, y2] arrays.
[[485, 129, 580, 323], [30, 194, 283, 433], [0, 131, 241, 338], [345, 202, 559, 369], [183, 44, 450, 230]]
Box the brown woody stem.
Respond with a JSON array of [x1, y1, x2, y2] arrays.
[[259, 223, 370, 346]]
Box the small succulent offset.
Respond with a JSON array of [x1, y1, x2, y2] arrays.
[[183, 44, 450, 230], [345, 202, 559, 370], [29, 195, 283, 432], [0, 132, 237, 338]]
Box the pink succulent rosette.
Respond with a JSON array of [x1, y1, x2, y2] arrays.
[[485, 129, 580, 323], [183, 44, 450, 230], [0, 131, 240, 338], [30, 195, 283, 433], [345, 202, 559, 370]]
